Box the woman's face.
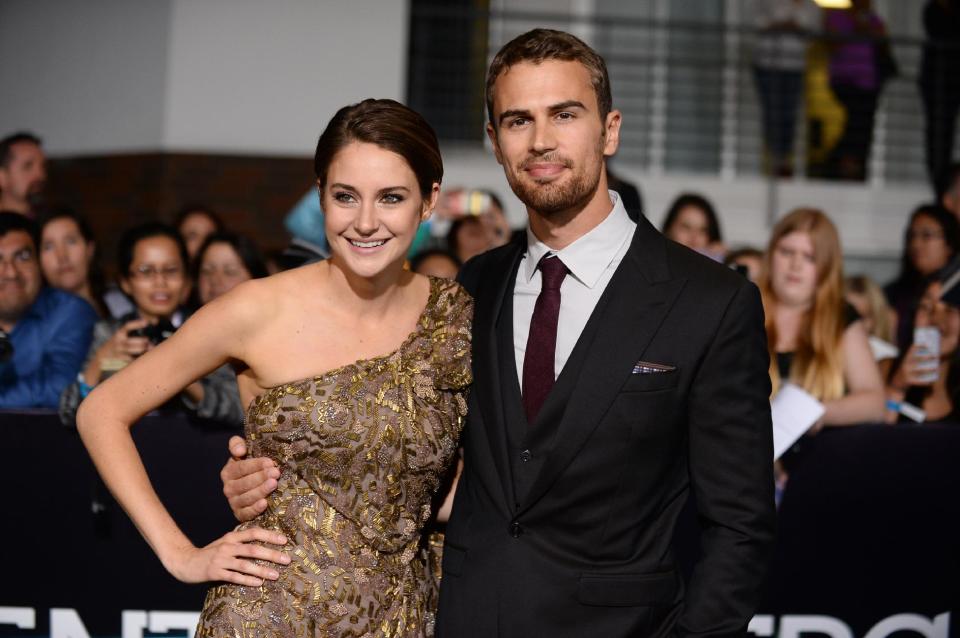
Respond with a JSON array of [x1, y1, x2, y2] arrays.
[[770, 231, 818, 308], [120, 236, 188, 322], [666, 205, 711, 250], [39, 218, 94, 294], [322, 141, 437, 281], [916, 282, 960, 356], [908, 214, 951, 277], [179, 212, 218, 260], [198, 242, 252, 304]]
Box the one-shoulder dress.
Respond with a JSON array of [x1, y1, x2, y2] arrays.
[[195, 277, 472, 637]]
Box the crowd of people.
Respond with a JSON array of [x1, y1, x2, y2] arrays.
[[659, 164, 960, 431], [2, 124, 960, 434], [2, 17, 955, 634]]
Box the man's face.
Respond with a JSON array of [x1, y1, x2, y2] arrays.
[[486, 60, 620, 217], [0, 230, 42, 327], [0, 142, 47, 209]]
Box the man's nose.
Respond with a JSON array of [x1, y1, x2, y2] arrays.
[[531, 122, 557, 153], [0, 259, 18, 279]]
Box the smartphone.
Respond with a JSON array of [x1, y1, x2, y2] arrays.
[[913, 326, 941, 383]]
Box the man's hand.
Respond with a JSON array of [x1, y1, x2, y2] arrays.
[[221, 436, 280, 522]]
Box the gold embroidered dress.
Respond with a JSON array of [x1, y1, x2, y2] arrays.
[[196, 278, 472, 637]]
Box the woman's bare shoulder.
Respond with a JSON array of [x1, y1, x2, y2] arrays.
[[196, 269, 310, 327]]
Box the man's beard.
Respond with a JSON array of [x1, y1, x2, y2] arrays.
[[507, 147, 603, 217]]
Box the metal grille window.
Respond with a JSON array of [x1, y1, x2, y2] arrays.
[[407, 0, 955, 188]]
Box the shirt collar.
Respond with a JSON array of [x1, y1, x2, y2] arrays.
[[521, 190, 635, 288]]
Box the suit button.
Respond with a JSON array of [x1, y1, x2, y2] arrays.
[[520, 449, 532, 462], [509, 521, 523, 538]]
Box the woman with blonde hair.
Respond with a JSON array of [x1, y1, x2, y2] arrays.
[[760, 208, 885, 428]]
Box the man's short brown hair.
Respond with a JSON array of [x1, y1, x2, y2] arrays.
[[485, 28, 613, 126]]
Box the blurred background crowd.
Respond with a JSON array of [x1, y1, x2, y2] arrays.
[[3, 1, 960, 438], [2, 0, 958, 632]]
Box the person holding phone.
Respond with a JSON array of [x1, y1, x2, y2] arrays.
[[886, 276, 960, 423]]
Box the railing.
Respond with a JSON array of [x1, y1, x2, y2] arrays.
[[407, 4, 959, 189]]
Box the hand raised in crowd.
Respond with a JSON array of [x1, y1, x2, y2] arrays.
[[84, 318, 153, 385], [162, 527, 290, 587], [221, 436, 281, 522], [102, 318, 153, 361], [892, 343, 940, 388]]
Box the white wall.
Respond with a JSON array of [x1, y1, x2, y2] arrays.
[[162, 0, 409, 155], [0, 0, 409, 156], [0, 0, 171, 155]]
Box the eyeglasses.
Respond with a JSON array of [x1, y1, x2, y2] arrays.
[[129, 264, 184, 280]]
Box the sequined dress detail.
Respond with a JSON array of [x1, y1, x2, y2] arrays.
[[195, 278, 472, 637]]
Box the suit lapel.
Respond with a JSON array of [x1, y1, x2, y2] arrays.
[[471, 242, 524, 514], [518, 216, 687, 515]]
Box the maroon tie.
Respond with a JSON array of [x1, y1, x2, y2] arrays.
[[522, 254, 569, 424]]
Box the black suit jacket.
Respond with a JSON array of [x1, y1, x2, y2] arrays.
[[437, 214, 776, 637]]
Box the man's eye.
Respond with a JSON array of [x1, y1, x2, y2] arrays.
[[15, 249, 32, 261], [508, 118, 528, 128], [556, 112, 574, 120]]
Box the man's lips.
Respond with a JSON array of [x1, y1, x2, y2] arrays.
[[524, 163, 567, 179]]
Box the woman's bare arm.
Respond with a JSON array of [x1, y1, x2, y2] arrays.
[[77, 280, 289, 585], [822, 320, 886, 426]]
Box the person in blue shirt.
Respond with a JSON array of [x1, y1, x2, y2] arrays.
[[0, 211, 97, 408]]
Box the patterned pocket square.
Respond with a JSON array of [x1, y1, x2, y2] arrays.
[[632, 361, 676, 374]]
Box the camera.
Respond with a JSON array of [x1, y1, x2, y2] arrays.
[[127, 320, 175, 345]]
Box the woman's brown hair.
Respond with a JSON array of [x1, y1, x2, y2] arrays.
[[760, 208, 846, 400], [313, 98, 443, 199]]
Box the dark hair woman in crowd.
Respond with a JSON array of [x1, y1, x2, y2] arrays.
[[887, 273, 960, 423], [59, 222, 197, 420], [443, 188, 511, 263], [37, 208, 126, 318], [884, 204, 960, 351], [193, 231, 268, 306], [662, 192, 724, 258], [410, 247, 461, 279], [77, 98, 471, 636], [175, 204, 223, 261]]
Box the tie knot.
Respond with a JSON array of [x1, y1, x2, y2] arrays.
[[538, 255, 568, 291]]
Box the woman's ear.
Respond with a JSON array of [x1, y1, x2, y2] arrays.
[[119, 276, 131, 297], [422, 183, 441, 222]]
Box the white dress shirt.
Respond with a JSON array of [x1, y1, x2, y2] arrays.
[[514, 191, 637, 383]]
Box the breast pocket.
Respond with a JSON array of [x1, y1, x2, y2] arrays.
[[620, 370, 679, 393]]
